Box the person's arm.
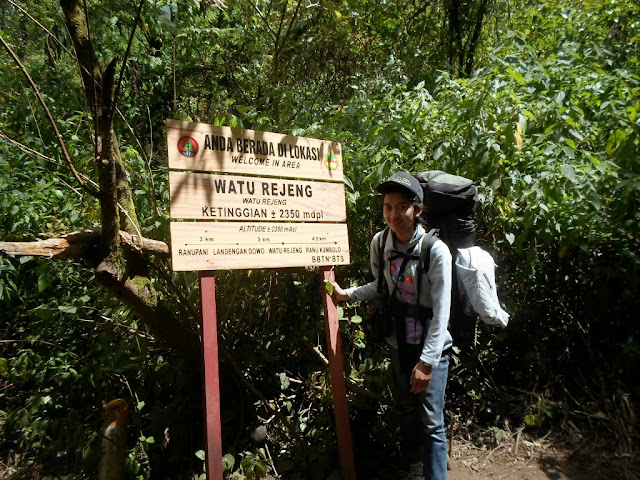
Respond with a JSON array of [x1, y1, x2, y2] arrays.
[[327, 232, 385, 303], [419, 240, 452, 366], [410, 240, 452, 393], [326, 281, 351, 302], [410, 362, 432, 393]]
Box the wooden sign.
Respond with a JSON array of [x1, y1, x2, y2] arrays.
[[167, 120, 350, 271], [169, 171, 346, 222], [167, 120, 343, 181], [170, 222, 349, 271], [166, 120, 356, 480]]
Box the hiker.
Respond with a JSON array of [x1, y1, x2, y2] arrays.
[[328, 170, 453, 480]]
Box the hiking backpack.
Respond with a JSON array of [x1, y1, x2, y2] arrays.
[[415, 170, 478, 251], [414, 170, 510, 345]]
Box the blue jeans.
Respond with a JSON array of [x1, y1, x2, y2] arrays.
[[391, 346, 449, 480]]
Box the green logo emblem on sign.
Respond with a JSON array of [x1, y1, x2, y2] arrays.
[[178, 136, 199, 157], [324, 153, 339, 171]]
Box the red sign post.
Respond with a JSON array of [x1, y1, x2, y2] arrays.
[[199, 271, 223, 480], [321, 267, 357, 480]]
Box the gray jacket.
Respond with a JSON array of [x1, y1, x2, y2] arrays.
[[345, 224, 453, 366]]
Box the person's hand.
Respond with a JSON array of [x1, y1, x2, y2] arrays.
[[324, 280, 351, 302], [410, 361, 432, 393]]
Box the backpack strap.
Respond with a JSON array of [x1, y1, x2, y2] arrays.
[[376, 226, 438, 307], [415, 228, 440, 306], [376, 227, 390, 296]]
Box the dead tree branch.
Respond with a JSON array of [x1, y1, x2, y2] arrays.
[[0, 229, 169, 260]]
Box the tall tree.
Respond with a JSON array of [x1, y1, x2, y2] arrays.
[[1, 0, 200, 363]]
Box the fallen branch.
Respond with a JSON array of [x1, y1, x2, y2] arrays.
[[0, 228, 169, 260]]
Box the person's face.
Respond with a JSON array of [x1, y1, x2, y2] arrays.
[[382, 191, 422, 241]]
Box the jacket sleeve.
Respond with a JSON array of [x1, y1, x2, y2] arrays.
[[344, 233, 383, 302], [419, 240, 452, 366]]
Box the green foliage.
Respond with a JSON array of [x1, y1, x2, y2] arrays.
[[307, 0, 639, 439], [1, 0, 639, 477]]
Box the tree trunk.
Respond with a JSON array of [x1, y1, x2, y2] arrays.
[[99, 399, 128, 480], [464, 0, 489, 77], [58, 0, 199, 364], [447, 0, 464, 74]]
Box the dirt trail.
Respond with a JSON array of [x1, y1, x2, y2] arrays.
[[447, 436, 632, 480], [353, 433, 637, 480]]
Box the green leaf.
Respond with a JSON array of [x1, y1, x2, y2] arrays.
[[433, 144, 444, 161], [254, 460, 267, 477], [222, 453, 235, 471], [195, 450, 206, 461], [606, 129, 627, 156], [325, 282, 334, 295], [58, 305, 77, 314], [350, 315, 362, 324], [561, 164, 577, 182], [279, 372, 290, 390], [561, 145, 575, 159], [508, 68, 526, 84], [524, 414, 541, 427], [568, 128, 583, 141], [505, 233, 516, 245], [38, 274, 53, 293]]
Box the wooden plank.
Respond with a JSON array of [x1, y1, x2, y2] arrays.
[[320, 267, 357, 480], [199, 272, 223, 480], [169, 171, 346, 222], [166, 120, 343, 182], [170, 222, 350, 271]]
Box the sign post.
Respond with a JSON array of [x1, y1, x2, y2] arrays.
[[199, 271, 223, 480], [320, 267, 357, 480], [166, 120, 355, 480]]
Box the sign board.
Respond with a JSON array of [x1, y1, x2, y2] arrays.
[[167, 120, 350, 271], [167, 120, 343, 181], [169, 171, 346, 222], [170, 222, 349, 271]]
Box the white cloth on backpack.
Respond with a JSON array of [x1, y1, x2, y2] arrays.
[[455, 247, 510, 328]]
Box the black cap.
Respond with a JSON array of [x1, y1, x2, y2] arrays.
[[376, 170, 423, 203]]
